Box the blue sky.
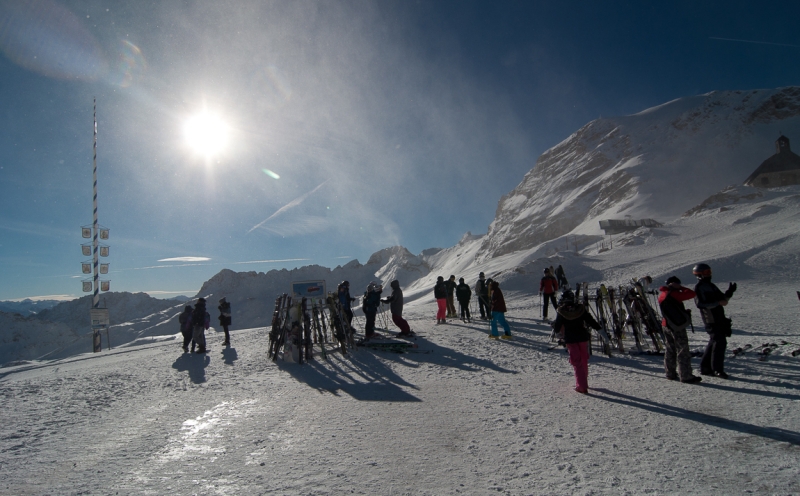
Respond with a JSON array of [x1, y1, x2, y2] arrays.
[[1, 0, 799, 301]]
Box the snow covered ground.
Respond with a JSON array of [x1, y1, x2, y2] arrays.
[[1, 288, 799, 495], [2, 186, 800, 494]]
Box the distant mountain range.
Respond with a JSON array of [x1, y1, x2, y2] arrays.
[[0, 299, 62, 316], [4, 86, 800, 365]]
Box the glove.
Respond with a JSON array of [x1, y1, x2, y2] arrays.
[[724, 282, 737, 299]]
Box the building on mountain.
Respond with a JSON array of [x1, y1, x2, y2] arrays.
[[598, 218, 663, 235], [744, 135, 800, 188]]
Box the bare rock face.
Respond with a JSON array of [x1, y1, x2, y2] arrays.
[[479, 87, 800, 260]]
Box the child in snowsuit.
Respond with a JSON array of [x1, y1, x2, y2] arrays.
[[434, 276, 448, 324], [381, 280, 413, 337], [179, 305, 194, 352], [218, 297, 232, 346], [362, 282, 382, 340], [553, 290, 600, 393], [540, 268, 559, 320], [456, 277, 472, 323], [658, 277, 701, 383], [191, 298, 210, 354], [693, 263, 737, 379], [489, 280, 511, 339]]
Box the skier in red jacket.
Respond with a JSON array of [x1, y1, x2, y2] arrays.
[[539, 268, 559, 320]]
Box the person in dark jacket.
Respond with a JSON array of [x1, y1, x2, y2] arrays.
[[191, 298, 210, 354], [475, 272, 490, 320], [337, 281, 355, 327], [434, 276, 448, 324], [381, 280, 413, 337], [489, 280, 511, 339], [553, 290, 600, 393], [218, 297, 232, 346], [693, 263, 737, 379], [456, 277, 472, 323], [445, 275, 458, 318], [178, 305, 194, 352], [362, 282, 383, 341], [658, 277, 701, 383], [540, 268, 559, 320], [555, 265, 568, 288]]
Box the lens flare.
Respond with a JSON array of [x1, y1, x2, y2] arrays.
[[262, 169, 280, 179], [183, 110, 230, 158]]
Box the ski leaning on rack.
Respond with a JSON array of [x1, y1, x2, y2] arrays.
[[582, 282, 611, 357]]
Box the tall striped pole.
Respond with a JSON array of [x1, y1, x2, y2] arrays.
[[92, 98, 99, 309]]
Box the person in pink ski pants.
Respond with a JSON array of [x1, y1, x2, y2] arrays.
[[552, 290, 600, 393]]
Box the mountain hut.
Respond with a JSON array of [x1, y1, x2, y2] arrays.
[[744, 135, 800, 188]]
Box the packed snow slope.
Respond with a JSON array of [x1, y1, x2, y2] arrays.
[[479, 86, 800, 259]]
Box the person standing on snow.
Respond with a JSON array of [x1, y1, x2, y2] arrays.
[[475, 272, 490, 320], [381, 280, 414, 337], [337, 281, 355, 327], [191, 297, 210, 354], [539, 268, 559, 320], [362, 282, 383, 341], [555, 264, 568, 289], [445, 275, 458, 318], [434, 276, 448, 324], [553, 290, 601, 394], [489, 280, 512, 339], [218, 297, 232, 346], [658, 276, 701, 383], [179, 305, 194, 353], [693, 263, 737, 379], [456, 277, 472, 323]]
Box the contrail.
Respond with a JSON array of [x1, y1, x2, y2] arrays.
[[709, 37, 800, 49], [247, 180, 329, 234]]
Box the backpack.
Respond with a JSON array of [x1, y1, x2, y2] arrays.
[[659, 292, 689, 328]]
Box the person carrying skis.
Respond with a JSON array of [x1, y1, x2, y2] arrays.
[[381, 279, 413, 337], [475, 272, 490, 320], [191, 297, 210, 354], [434, 276, 448, 324], [445, 275, 458, 318], [555, 264, 568, 288], [178, 305, 194, 353], [218, 297, 232, 346], [362, 282, 383, 341], [552, 290, 601, 394], [693, 263, 737, 379], [456, 277, 472, 323], [540, 268, 559, 320], [337, 281, 355, 326], [658, 276, 701, 383], [489, 280, 512, 339]]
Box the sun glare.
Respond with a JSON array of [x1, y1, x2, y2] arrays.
[[183, 110, 230, 157]]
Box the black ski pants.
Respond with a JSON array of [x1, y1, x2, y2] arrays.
[[542, 293, 557, 318], [700, 331, 727, 374], [364, 310, 377, 337], [458, 299, 471, 321], [478, 295, 490, 318]]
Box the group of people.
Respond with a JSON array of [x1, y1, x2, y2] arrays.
[[179, 297, 233, 353], [336, 280, 414, 342], [551, 262, 737, 394], [433, 272, 512, 339]]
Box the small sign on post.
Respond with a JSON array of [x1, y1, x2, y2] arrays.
[[91, 308, 110, 352]]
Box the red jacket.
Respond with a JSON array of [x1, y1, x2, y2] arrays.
[[657, 285, 696, 327], [540, 275, 558, 294]]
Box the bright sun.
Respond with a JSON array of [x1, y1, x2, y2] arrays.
[[183, 110, 230, 157]]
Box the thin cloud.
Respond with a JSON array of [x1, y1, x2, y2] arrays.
[[158, 257, 211, 262], [247, 180, 329, 234], [9, 294, 75, 302], [709, 37, 800, 49]]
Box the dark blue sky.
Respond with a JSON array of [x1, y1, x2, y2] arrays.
[[1, 0, 798, 300]]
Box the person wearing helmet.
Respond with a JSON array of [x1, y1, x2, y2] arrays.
[[475, 272, 490, 320], [658, 277, 701, 383], [434, 276, 448, 324], [553, 288, 601, 394], [191, 297, 210, 354], [693, 263, 737, 379], [456, 277, 472, 323], [445, 275, 458, 318], [539, 268, 559, 321], [218, 297, 232, 346], [362, 282, 383, 341], [178, 304, 194, 353]]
